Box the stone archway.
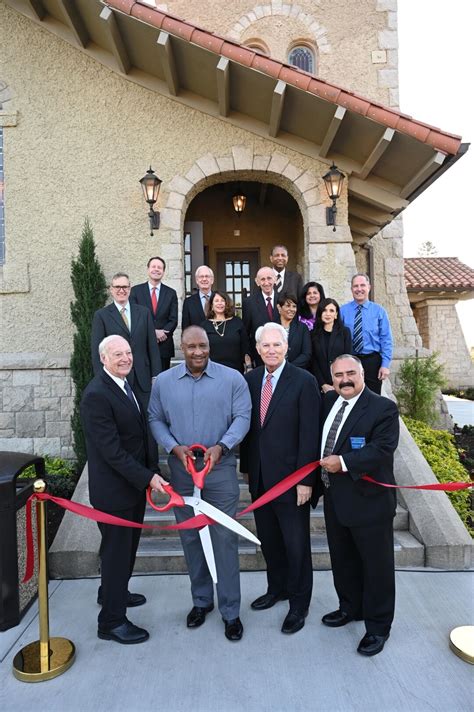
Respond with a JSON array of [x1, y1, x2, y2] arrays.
[[161, 145, 356, 307]]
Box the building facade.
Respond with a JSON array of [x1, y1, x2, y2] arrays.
[[0, 0, 467, 457]]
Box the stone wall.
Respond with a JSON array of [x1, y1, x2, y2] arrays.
[[0, 354, 74, 460]]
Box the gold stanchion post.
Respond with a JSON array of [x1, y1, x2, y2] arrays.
[[449, 626, 474, 665], [13, 479, 76, 682]]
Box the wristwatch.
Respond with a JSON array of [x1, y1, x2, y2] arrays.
[[217, 441, 230, 457]]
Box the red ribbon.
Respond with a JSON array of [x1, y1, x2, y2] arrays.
[[22, 463, 472, 583]]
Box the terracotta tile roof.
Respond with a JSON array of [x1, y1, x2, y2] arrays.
[[104, 0, 462, 156], [404, 258, 474, 290]]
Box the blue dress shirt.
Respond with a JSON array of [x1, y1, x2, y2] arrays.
[[340, 300, 393, 368]]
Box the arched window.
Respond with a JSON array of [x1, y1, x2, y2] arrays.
[[288, 46, 315, 74], [245, 42, 269, 56]]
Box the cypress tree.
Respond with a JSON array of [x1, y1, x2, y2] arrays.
[[70, 218, 107, 468]]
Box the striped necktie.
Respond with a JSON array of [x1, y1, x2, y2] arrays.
[[275, 273, 282, 292], [352, 305, 363, 353], [260, 373, 273, 425], [321, 400, 348, 488]]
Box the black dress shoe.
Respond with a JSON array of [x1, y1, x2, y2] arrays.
[[98, 619, 149, 644], [186, 604, 214, 628], [357, 632, 389, 657], [224, 617, 243, 641], [97, 591, 147, 608], [321, 609, 360, 627], [250, 592, 289, 610], [281, 610, 308, 634]]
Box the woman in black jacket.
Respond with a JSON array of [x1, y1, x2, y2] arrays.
[[277, 293, 312, 369], [311, 298, 352, 391]]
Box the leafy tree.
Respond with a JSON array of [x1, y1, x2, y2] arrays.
[[417, 241, 438, 257], [70, 218, 107, 469], [396, 351, 446, 425]]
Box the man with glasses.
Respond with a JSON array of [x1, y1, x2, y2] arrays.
[[91, 272, 161, 462], [181, 266, 215, 330]]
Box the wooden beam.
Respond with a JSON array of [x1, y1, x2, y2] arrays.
[[349, 176, 408, 212], [319, 105, 346, 158], [269, 80, 286, 138], [348, 199, 392, 226], [58, 0, 88, 48], [157, 31, 179, 96], [216, 57, 230, 117], [26, 0, 46, 20], [100, 7, 130, 75], [357, 128, 394, 180], [400, 151, 445, 199], [349, 216, 378, 237]]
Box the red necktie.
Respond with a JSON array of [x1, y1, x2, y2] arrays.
[[151, 287, 158, 316], [260, 373, 273, 425], [266, 296, 273, 321]]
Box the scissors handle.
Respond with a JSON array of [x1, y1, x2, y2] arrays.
[[146, 483, 185, 512], [186, 443, 211, 490]]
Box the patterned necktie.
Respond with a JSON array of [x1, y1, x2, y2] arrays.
[[352, 304, 363, 353], [120, 307, 129, 329], [151, 287, 158, 316], [321, 400, 348, 488], [266, 296, 273, 321], [275, 273, 282, 293], [260, 373, 273, 425], [124, 380, 139, 411], [203, 294, 210, 316]]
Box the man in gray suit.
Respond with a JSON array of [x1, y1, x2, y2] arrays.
[[270, 244, 303, 298], [148, 326, 251, 641]]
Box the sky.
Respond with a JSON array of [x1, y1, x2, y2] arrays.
[[397, 0, 473, 346]]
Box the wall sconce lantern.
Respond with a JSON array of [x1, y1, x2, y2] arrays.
[[323, 163, 345, 231], [232, 193, 246, 215], [140, 166, 162, 235]]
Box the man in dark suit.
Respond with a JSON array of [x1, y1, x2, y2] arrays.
[[91, 272, 161, 465], [130, 256, 178, 371], [242, 267, 280, 366], [319, 354, 400, 657], [81, 335, 167, 644], [240, 323, 320, 634], [269, 244, 303, 298], [181, 265, 214, 330]]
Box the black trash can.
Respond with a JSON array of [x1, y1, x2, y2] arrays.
[[0, 451, 45, 631]]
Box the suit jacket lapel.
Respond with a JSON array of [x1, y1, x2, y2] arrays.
[[101, 371, 143, 424], [333, 388, 370, 450], [107, 303, 129, 335], [129, 303, 141, 336], [262, 363, 291, 427]]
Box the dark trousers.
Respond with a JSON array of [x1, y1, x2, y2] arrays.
[[358, 352, 382, 394], [254, 487, 313, 613], [97, 496, 146, 628], [160, 357, 171, 371], [324, 491, 395, 636]]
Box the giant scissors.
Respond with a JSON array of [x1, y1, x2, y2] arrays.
[[147, 443, 260, 584]]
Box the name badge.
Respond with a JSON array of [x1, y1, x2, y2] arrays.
[[350, 437, 366, 449]]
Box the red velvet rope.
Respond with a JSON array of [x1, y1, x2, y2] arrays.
[[22, 464, 472, 583]]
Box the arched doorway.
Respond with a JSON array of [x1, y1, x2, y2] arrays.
[[183, 180, 303, 312]]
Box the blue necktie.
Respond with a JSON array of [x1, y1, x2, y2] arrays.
[[124, 380, 139, 410], [353, 305, 363, 354]]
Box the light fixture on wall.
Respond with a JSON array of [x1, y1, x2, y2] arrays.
[[232, 192, 246, 215], [140, 166, 162, 235], [323, 163, 345, 231]]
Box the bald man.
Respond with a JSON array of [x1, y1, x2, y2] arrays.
[[242, 267, 280, 365]]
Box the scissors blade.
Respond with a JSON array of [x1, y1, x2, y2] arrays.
[[192, 484, 217, 583], [183, 496, 261, 546]]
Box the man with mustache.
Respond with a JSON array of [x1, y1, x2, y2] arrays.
[[319, 354, 399, 657]]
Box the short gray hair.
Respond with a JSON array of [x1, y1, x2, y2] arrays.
[[330, 354, 363, 374], [255, 322, 288, 344], [351, 273, 370, 286], [195, 265, 214, 279], [98, 335, 129, 357]]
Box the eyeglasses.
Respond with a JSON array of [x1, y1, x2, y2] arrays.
[[111, 285, 130, 291]]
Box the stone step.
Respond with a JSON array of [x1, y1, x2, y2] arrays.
[[134, 530, 424, 574], [142, 502, 409, 536]]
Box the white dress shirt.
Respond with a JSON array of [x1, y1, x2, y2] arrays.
[[321, 390, 364, 471], [114, 300, 131, 329]]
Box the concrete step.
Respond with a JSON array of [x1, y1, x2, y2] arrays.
[[142, 502, 409, 536], [134, 529, 423, 573]]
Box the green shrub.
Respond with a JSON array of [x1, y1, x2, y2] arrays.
[[397, 352, 446, 425], [404, 417, 473, 536]]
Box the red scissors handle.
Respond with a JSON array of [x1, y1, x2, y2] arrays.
[[187, 443, 211, 490], [147, 483, 185, 512]]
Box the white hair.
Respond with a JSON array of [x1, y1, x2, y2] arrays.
[[255, 322, 288, 344], [98, 335, 128, 357], [195, 265, 214, 279]]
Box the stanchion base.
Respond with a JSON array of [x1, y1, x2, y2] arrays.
[[449, 626, 474, 665], [12, 637, 76, 682]]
